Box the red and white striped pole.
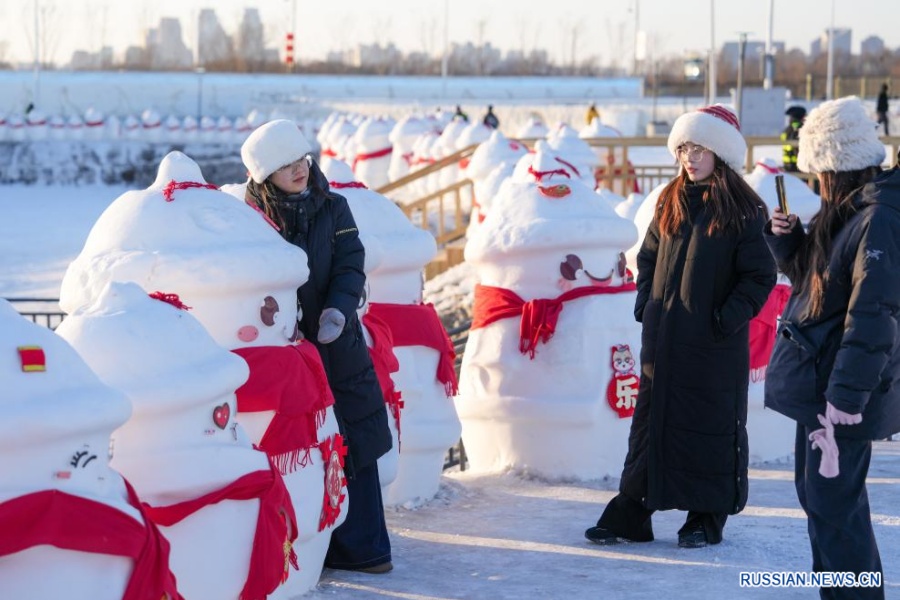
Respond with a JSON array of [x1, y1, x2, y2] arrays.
[[285, 32, 295, 71]]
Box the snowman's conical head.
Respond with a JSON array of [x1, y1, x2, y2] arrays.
[[57, 282, 249, 409], [60, 151, 310, 325], [465, 150, 638, 298], [0, 299, 130, 490], [465, 130, 528, 182], [548, 125, 600, 169]]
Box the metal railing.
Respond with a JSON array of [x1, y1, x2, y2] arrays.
[[6, 298, 66, 330]]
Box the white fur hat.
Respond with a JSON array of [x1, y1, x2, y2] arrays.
[[241, 119, 312, 183], [667, 104, 747, 173], [798, 96, 885, 173]]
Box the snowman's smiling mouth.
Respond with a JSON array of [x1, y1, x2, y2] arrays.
[[560, 253, 613, 286]]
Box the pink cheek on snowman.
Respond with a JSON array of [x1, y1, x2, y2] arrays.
[[237, 325, 259, 343]]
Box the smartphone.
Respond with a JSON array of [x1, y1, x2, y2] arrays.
[[775, 174, 790, 215]]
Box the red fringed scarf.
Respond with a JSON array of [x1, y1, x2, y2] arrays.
[[366, 302, 459, 397], [749, 283, 792, 382], [143, 462, 298, 600], [471, 282, 637, 359], [362, 311, 404, 443], [162, 180, 218, 202], [233, 343, 335, 474], [0, 481, 182, 600]]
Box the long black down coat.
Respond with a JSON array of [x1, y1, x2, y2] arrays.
[[765, 169, 900, 441], [622, 184, 776, 515], [271, 160, 391, 474]]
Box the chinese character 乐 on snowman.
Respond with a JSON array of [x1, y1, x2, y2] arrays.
[[0, 300, 180, 600], [322, 158, 461, 507], [58, 150, 348, 596], [457, 149, 641, 480], [57, 283, 298, 600]]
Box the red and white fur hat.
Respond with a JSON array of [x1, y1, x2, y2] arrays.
[[667, 104, 747, 174]]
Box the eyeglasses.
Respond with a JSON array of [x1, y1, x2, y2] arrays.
[[676, 145, 708, 162], [275, 156, 310, 174]]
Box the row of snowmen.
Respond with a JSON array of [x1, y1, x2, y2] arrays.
[[315, 108, 625, 199], [1, 147, 460, 598], [0, 108, 319, 146], [452, 120, 824, 480]]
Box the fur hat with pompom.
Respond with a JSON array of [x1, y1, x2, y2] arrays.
[[667, 104, 747, 173], [241, 119, 312, 183], [798, 96, 885, 173]]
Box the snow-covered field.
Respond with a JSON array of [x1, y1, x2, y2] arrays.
[[2, 170, 899, 599]]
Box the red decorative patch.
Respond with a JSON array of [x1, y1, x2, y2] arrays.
[[17, 346, 46, 372], [537, 184, 571, 198], [212, 403, 231, 429], [606, 344, 639, 418], [318, 434, 347, 531]]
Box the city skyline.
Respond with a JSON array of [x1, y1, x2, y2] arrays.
[[2, 0, 899, 69]]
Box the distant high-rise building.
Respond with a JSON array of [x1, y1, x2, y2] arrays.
[[810, 28, 851, 58], [236, 9, 266, 69], [861, 35, 885, 56], [147, 17, 193, 69], [198, 9, 233, 67]]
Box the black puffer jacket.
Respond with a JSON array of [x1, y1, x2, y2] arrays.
[[272, 160, 391, 473], [623, 183, 776, 515], [764, 169, 900, 440]]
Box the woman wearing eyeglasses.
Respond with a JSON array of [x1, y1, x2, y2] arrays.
[[241, 120, 394, 574], [584, 105, 776, 548]]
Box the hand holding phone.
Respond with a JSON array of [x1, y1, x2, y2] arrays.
[[775, 174, 790, 215]]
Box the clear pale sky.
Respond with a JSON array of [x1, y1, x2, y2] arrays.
[[0, 0, 896, 67]]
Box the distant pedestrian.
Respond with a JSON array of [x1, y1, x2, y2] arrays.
[[586, 103, 600, 125], [781, 106, 807, 172], [482, 105, 499, 130], [877, 83, 889, 136]]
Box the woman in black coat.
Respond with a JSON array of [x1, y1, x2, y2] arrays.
[[241, 119, 393, 574], [766, 97, 900, 598], [585, 105, 776, 549]]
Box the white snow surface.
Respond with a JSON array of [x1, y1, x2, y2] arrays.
[[2, 177, 900, 599]]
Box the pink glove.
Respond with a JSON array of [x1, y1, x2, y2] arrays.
[[826, 401, 863, 426], [809, 413, 839, 478]]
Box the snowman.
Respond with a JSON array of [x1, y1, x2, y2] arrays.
[[547, 124, 600, 190], [57, 282, 298, 600], [457, 149, 641, 480], [515, 114, 550, 139], [0, 300, 179, 600], [351, 117, 394, 189], [322, 159, 461, 506], [59, 151, 348, 597], [388, 115, 430, 183], [83, 108, 106, 141], [463, 130, 528, 228]]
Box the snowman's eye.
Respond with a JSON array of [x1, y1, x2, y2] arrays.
[[260, 296, 279, 326]]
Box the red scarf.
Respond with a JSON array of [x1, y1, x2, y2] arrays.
[[352, 146, 393, 171], [366, 302, 459, 396], [472, 283, 637, 359], [0, 482, 182, 600], [233, 343, 335, 474], [748, 283, 792, 381], [362, 311, 404, 441], [144, 463, 298, 600]]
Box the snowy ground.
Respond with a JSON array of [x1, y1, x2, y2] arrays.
[[3, 183, 899, 599]]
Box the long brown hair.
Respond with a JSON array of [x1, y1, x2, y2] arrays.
[[786, 167, 880, 318], [656, 156, 767, 238]]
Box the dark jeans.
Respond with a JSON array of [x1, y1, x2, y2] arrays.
[[596, 492, 727, 544], [794, 425, 884, 599], [325, 461, 392, 570]]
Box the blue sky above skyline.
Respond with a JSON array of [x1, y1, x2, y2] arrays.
[[0, 0, 895, 67]]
